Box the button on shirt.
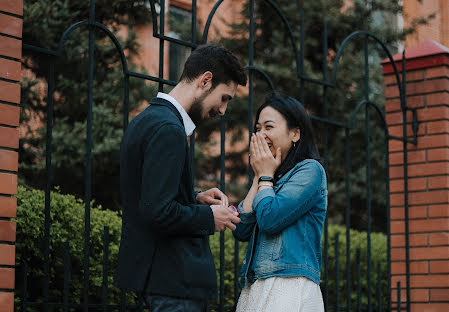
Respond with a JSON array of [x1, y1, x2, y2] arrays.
[[156, 92, 196, 136]]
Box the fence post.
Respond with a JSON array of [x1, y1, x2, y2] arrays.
[[382, 40, 449, 311]]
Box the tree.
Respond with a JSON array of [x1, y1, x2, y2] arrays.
[[20, 0, 157, 211]]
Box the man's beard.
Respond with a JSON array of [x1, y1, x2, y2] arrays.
[[189, 90, 216, 126]]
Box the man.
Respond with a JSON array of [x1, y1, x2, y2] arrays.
[[116, 44, 247, 311]]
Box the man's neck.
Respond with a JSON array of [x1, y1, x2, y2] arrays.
[[168, 83, 194, 113]]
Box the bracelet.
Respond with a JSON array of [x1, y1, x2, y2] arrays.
[[258, 182, 273, 188]]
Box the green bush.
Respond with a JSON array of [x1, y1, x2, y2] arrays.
[[324, 224, 388, 308], [15, 186, 387, 309], [15, 185, 123, 306]]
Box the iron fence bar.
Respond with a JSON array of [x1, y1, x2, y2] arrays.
[[344, 128, 351, 312], [42, 59, 55, 312], [219, 115, 226, 312], [120, 289, 126, 312], [153, 33, 197, 48], [102, 227, 110, 312], [335, 234, 340, 312], [83, 1, 96, 311], [202, 0, 224, 43], [298, 75, 335, 87], [63, 242, 70, 312], [123, 74, 130, 131], [158, 0, 165, 93], [127, 71, 176, 86], [386, 125, 392, 312], [377, 263, 382, 312], [22, 43, 58, 56], [401, 51, 411, 312], [21, 262, 28, 312], [356, 248, 361, 312], [299, 11, 305, 103], [364, 36, 373, 312], [248, 0, 255, 179]]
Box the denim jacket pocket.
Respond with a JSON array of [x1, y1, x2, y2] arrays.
[[263, 233, 283, 261]]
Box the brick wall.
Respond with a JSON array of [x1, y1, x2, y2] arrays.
[[0, 1, 22, 311], [383, 40, 449, 311]]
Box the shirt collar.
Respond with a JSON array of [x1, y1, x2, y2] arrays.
[[157, 92, 196, 136]]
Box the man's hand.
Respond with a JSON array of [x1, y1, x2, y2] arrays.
[[211, 205, 240, 231], [196, 187, 229, 207]]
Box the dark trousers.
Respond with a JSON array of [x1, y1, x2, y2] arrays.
[[144, 294, 207, 312]]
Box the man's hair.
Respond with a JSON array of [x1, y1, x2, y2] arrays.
[[179, 44, 247, 89]]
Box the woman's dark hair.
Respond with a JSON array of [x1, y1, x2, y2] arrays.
[[254, 94, 320, 180], [179, 44, 247, 89]]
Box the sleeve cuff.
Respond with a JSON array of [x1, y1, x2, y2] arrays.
[[253, 188, 275, 210], [237, 200, 257, 224]]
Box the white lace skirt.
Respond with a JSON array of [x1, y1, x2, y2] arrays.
[[236, 276, 324, 312]]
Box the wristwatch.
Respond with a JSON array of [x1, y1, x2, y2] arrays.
[[258, 176, 274, 184]]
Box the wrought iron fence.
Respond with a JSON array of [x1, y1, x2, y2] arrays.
[[18, 0, 418, 311]]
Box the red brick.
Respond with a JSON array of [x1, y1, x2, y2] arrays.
[[407, 94, 426, 109], [385, 98, 401, 112], [390, 206, 428, 220], [0, 104, 20, 127], [411, 274, 449, 287], [385, 84, 400, 99], [0, 292, 14, 312], [389, 150, 426, 165], [418, 106, 449, 122], [0, 150, 17, 171], [428, 176, 449, 189], [427, 148, 449, 162], [0, 268, 14, 289], [0, 14, 22, 38], [0, 80, 20, 104], [389, 139, 403, 152], [406, 78, 449, 96], [0, 0, 23, 16], [0, 58, 21, 81], [410, 219, 449, 233], [426, 66, 449, 79], [391, 234, 428, 247], [408, 162, 449, 178], [390, 192, 404, 207], [0, 196, 16, 218], [430, 289, 449, 301], [391, 247, 405, 260], [0, 126, 19, 149], [0, 35, 21, 59], [415, 134, 449, 150], [0, 220, 16, 241], [0, 245, 14, 266], [384, 73, 399, 86], [0, 173, 16, 195], [429, 233, 449, 246], [386, 110, 413, 126], [427, 120, 449, 135], [391, 288, 409, 303], [390, 177, 427, 193], [407, 69, 427, 82], [410, 246, 449, 260], [390, 221, 405, 234], [429, 260, 449, 273], [391, 274, 407, 287], [390, 166, 404, 179], [428, 204, 449, 217], [411, 289, 430, 302], [389, 123, 425, 138], [409, 190, 449, 205], [426, 92, 449, 107], [411, 303, 449, 311]]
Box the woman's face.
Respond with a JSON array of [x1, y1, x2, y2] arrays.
[[255, 106, 300, 162]]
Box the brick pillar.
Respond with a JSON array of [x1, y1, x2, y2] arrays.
[[0, 1, 22, 311], [383, 40, 449, 312]]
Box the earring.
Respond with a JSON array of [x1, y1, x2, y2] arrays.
[[293, 142, 296, 148]]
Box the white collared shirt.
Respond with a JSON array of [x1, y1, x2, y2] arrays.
[[157, 92, 196, 136]]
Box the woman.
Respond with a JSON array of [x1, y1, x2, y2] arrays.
[[233, 95, 327, 312]]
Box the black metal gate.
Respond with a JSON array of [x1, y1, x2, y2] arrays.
[[18, 0, 417, 311]]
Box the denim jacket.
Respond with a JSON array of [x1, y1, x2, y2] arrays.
[[232, 159, 327, 287]]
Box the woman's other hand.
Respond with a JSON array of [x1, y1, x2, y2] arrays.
[[250, 132, 281, 178]]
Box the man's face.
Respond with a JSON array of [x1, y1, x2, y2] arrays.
[[189, 81, 238, 125]]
